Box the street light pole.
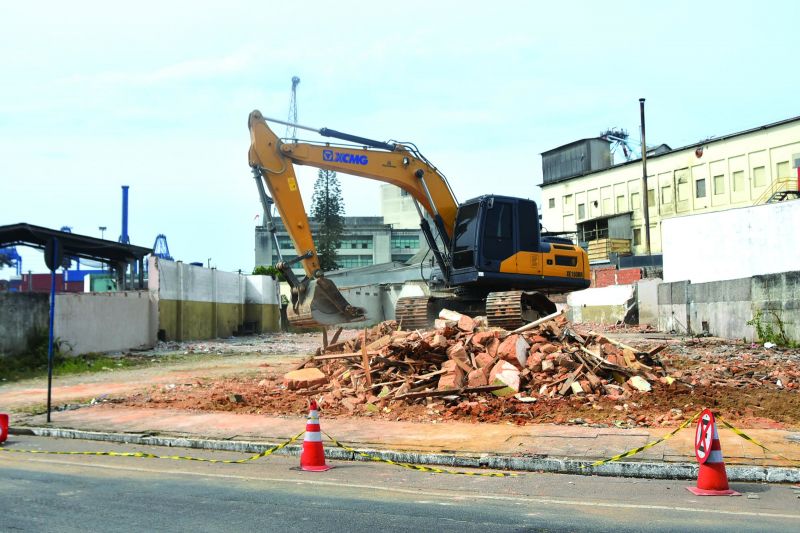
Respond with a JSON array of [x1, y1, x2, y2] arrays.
[[640, 98, 652, 256], [99, 226, 107, 240]]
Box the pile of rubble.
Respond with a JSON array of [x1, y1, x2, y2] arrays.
[[283, 309, 672, 409]]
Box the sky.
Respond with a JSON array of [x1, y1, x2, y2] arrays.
[[1, 1, 798, 277]]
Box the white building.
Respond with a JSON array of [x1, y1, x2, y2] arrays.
[[540, 116, 800, 256]]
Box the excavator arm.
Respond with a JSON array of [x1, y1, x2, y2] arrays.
[[247, 110, 459, 326]]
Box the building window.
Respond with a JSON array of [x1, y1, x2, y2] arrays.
[[338, 255, 374, 268], [391, 253, 414, 263], [616, 195, 625, 213], [776, 161, 790, 179], [695, 178, 706, 198], [340, 236, 373, 249], [713, 175, 725, 194], [732, 170, 744, 192], [676, 169, 689, 201], [602, 197, 612, 214], [277, 236, 294, 249], [548, 198, 555, 209], [633, 228, 642, 246], [630, 192, 640, 211], [753, 166, 767, 187], [577, 203, 585, 219], [390, 235, 419, 249], [647, 189, 655, 207], [660, 185, 672, 204]]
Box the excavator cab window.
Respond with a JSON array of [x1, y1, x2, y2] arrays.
[[452, 202, 479, 269], [482, 199, 514, 264], [517, 200, 540, 252]]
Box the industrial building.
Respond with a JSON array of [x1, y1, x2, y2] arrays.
[[540, 115, 800, 259]]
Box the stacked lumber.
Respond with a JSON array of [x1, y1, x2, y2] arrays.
[[286, 309, 671, 410], [587, 238, 631, 261]]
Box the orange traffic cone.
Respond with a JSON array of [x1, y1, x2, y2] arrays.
[[687, 409, 740, 496], [0, 413, 8, 444], [300, 400, 332, 472]]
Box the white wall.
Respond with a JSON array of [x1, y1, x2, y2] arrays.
[[662, 201, 800, 283], [153, 259, 249, 304], [55, 291, 157, 355]]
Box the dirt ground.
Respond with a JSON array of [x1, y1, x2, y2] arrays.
[[115, 328, 800, 430]]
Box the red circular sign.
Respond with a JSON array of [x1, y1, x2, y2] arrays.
[[695, 409, 715, 464]]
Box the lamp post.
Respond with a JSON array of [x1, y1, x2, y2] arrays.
[[99, 226, 107, 240]]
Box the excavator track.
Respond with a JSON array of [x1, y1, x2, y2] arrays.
[[395, 296, 433, 330], [485, 291, 556, 329]]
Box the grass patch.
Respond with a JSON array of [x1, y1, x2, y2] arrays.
[[0, 329, 155, 383]]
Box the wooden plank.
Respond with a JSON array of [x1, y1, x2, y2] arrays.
[[329, 327, 344, 345], [290, 355, 315, 372], [313, 351, 378, 361], [558, 364, 584, 396], [506, 309, 564, 336], [395, 384, 506, 401], [362, 328, 372, 388]]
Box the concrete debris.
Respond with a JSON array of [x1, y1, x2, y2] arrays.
[[283, 367, 328, 390], [290, 309, 682, 407]]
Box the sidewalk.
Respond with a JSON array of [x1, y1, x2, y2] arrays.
[[11, 403, 800, 476]]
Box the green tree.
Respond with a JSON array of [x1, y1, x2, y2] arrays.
[[252, 264, 285, 281], [310, 169, 344, 271]]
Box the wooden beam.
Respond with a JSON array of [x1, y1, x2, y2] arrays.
[[395, 384, 506, 401], [329, 327, 344, 345], [506, 309, 564, 336], [313, 351, 378, 361], [362, 328, 372, 387]]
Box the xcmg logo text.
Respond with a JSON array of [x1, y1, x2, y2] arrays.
[[322, 149, 368, 165]]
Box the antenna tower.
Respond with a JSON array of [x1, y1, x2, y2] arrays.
[[286, 76, 300, 139]]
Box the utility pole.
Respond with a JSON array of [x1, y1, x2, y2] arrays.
[[640, 98, 652, 256], [286, 76, 300, 140], [99, 226, 107, 240]]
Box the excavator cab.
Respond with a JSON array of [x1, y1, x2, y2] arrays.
[[449, 195, 590, 293]]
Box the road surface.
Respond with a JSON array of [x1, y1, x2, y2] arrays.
[[1, 435, 798, 532]]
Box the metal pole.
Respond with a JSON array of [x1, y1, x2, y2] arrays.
[[639, 98, 652, 255], [46, 244, 58, 423]]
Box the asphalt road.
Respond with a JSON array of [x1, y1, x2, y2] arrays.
[[1, 436, 798, 532]]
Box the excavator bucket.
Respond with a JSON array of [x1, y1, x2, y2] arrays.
[[287, 277, 366, 328]]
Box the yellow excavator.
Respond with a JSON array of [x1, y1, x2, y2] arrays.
[[248, 110, 590, 329]]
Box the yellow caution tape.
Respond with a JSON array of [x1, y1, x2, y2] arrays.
[[0, 431, 304, 464], [322, 431, 520, 477], [716, 416, 800, 467], [580, 411, 701, 469]]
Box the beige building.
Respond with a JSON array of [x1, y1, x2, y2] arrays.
[[540, 116, 800, 255], [380, 184, 421, 229]]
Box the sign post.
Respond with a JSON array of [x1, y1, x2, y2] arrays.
[[44, 237, 62, 423]]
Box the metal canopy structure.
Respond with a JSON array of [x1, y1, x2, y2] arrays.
[[0, 223, 152, 289]]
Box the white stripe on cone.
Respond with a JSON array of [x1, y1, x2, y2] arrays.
[[304, 431, 322, 442], [707, 449, 724, 464]]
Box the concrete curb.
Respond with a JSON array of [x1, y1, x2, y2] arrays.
[[9, 426, 800, 483]]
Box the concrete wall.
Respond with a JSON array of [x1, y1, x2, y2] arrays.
[[662, 200, 800, 283], [636, 278, 661, 327], [658, 271, 799, 342], [55, 291, 157, 355], [0, 291, 157, 357], [150, 257, 279, 341], [566, 284, 635, 324], [0, 292, 49, 356]]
